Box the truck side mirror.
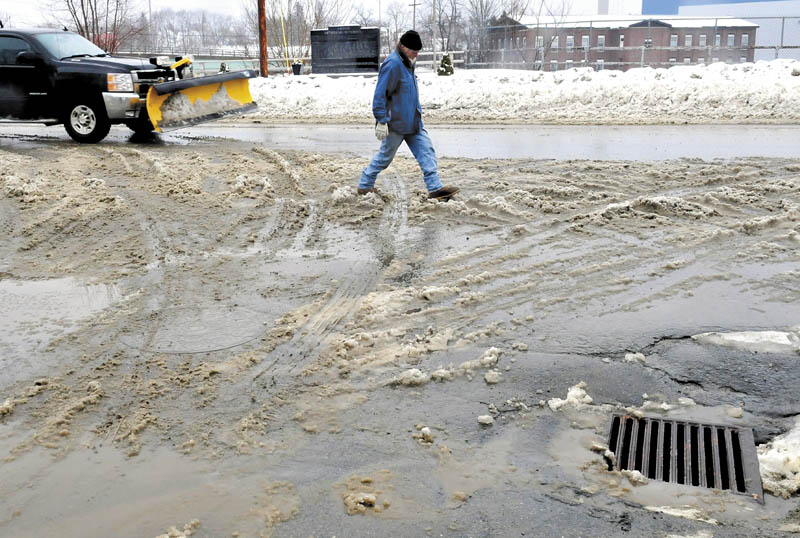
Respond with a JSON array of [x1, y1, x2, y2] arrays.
[[17, 51, 44, 65]]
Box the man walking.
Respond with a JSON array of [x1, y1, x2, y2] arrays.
[[358, 30, 459, 201]]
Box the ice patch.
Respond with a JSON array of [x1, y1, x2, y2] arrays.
[[758, 415, 800, 499], [644, 506, 719, 525], [692, 328, 800, 355]]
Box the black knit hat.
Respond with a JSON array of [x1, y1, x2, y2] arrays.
[[400, 30, 423, 51]]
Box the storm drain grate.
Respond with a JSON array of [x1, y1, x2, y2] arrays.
[[607, 414, 764, 503]]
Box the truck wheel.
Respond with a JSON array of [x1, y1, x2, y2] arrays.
[[126, 116, 155, 136], [63, 100, 111, 143]]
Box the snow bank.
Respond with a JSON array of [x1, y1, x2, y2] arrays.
[[250, 60, 800, 124], [758, 416, 800, 499]]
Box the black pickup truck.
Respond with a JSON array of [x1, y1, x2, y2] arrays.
[[0, 28, 193, 143]]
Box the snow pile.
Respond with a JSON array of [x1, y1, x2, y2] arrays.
[[160, 85, 246, 127], [250, 60, 800, 124], [758, 416, 800, 499], [692, 327, 800, 355]]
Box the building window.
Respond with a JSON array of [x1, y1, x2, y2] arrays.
[[516, 36, 520, 48], [740, 56, 747, 63], [597, 35, 605, 50], [742, 33, 749, 47], [535, 59, 542, 69], [669, 58, 677, 64], [684, 57, 691, 63], [596, 59, 604, 70], [670, 34, 678, 48], [712, 57, 719, 63], [551, 35, 559, 49], [566, 59, 573, 69], [699, 34, 707, 47], [536, 35, 544, 48], [715, 33, 721, 47], [685, 34, 692, 47], [567, 35, 574, 51], [727, 34, 735, 47], [581, 35, 589, 49], [550, 59, 558, 71], [619, 35, 624, 48], [523, 36, 527, 48]]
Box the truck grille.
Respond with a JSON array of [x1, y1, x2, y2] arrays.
[[132, 69, 169, 83]]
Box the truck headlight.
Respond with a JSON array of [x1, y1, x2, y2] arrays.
[[107, 73, 134, 92], [150, 55, 171, 67]]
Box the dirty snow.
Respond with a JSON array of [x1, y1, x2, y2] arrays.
[[758, 415, 800, 499], [250, 60, 800, 124], [548, 381, 593, 411], [644, 506, 719, 525]]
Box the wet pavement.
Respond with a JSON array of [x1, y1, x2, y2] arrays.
[[0, 130, 798, 537], [2, 122, 800, 160]]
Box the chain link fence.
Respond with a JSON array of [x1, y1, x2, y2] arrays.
[[466, 16, 800, 71], [116, 16, 800, 74]]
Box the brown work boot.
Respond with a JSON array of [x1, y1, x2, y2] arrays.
[[357, 187, 377, 195], [428, 185, 460, 201]]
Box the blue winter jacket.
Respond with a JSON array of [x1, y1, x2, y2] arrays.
[[372, 49, 423, 134]]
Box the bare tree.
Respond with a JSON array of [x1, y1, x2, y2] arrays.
[[46, 0, 144, 53], [243, 0, 353, 68], [523, 0, 572, 69], [437, 0, 465, 51], [352, 4, 377, 27], [466, 0, 497, 55], [501, 0, 531, 21], [0, 11, 12, 27], [385, 2, 410, 46]]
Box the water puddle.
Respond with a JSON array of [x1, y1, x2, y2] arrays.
[[120, 304, 266, 354], [0, 278, 121, 381], [0, 445, 268, 538]]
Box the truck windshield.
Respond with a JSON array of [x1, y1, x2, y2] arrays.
[[34, 32, 106, 59]]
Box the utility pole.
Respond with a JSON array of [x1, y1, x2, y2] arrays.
[[409, 1, 420, 30], [431, 0, 436, 70], [258, 0, 268, 77]]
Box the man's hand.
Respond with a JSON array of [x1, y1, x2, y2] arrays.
[[375, 122, 389, 141]]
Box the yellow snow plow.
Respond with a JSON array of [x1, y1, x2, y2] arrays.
[[146, 60, 258, 132]]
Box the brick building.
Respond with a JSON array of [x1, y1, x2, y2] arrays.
[[486, 15, 758, 71]]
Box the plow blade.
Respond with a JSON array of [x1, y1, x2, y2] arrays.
[[146, 70, 258, 132]]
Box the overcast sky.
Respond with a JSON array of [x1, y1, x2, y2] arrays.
[[3, 0, 249, 27]]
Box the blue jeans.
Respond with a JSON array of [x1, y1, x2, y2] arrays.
[[359, 128, 443, 193]]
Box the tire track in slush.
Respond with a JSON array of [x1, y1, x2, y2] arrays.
[[251, 173, 408, 386]]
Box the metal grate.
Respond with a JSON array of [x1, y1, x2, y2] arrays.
[[607, 414, 764, 503]]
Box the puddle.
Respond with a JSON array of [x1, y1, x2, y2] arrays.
[[0, 444, 269, 538], [120, 304, 266, 354], [0, 278, 121, 382]]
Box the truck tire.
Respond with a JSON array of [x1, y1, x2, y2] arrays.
[[63, 100, 111, 143], [126, 116, 155, 136]]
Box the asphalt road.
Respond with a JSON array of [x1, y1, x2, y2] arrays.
[[3, 122, 800, 160]]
